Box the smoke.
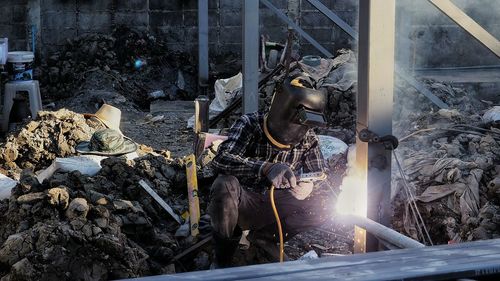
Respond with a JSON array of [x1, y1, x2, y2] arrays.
[[395, 0, 500, 68]]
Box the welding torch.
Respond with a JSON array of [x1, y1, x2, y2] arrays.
[[270, 171, 327, 263]]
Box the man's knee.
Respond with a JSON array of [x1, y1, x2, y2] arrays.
[[210, 174, 241, 199]]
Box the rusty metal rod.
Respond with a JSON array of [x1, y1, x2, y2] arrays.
[[340, 214, 425, 249]]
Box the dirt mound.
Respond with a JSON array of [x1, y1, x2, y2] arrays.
[[0, 109, 104, 179], [39, 27, 198, 108]]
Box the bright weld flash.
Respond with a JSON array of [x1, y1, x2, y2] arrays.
[[335, 147, 367, 217]]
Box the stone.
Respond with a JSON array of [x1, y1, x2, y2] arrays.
[[47, 187, 70, 209], [66, 198, 90, 219], [0, 233, 33, 266], [17, 192, 45, 204]]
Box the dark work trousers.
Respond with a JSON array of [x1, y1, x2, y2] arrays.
[[208, 174, 336, 242]]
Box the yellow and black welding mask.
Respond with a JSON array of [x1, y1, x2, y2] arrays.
[[264, 74, 327, 149]]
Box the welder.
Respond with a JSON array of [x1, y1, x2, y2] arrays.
[[209, 74, 335, 268]]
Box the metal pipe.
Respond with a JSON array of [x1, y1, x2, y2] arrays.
[[342, 214, 425, 249]]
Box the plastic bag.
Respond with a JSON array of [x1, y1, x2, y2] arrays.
[[0, 173, 17, 200]]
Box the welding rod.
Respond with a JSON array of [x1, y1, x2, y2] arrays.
[[340, 214, 425, 249]]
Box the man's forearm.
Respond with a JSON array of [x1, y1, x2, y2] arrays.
[[212, 151, 266, 178]]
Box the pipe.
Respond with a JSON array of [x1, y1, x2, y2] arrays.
[[341, 214, 425, 249]]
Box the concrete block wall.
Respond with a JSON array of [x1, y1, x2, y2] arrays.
[[396, 0, 500, 68], [1, 0, 499, 68], [0, 0, 29, 51]]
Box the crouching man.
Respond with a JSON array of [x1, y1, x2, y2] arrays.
[[209, 75, 336, 268]]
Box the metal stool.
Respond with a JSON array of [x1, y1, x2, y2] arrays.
[[2, 80, 42, 132]]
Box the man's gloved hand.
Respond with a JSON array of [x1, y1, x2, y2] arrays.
[[262, 163, 297, 189], [289, 181, 314, 200]]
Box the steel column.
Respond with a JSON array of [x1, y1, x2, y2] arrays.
[[242, 0, 259, 113], [198, 0, 209, 90], [429, 0, 500, 58], [356, 0, 396, 253]]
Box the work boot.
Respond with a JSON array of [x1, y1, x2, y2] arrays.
[[211, 231, 241, 269]]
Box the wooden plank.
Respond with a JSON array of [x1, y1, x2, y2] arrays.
[[138, 180, 182, 224], [129, 239, 500, 280]]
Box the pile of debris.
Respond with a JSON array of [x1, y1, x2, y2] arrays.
[[0, 110, 103, 179], [392, 81, 500, 245], [0, 155, 192, 280], [0, 109, 210, 280], [39, 27, 198, 107]]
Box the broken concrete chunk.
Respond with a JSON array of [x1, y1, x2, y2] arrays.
[[0, 233, 33, 266], [17, 192, 45, 204], [47, 187, 70, 209], [10, 258, 37, 281], [66, 198, 90, 219], [113, 199, 134, 211]]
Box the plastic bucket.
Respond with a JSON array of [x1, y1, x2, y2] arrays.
[[7, 51, 34, 81]]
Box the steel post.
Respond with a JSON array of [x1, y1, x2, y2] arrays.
[[242, 0, 259, 114], [356, 0, 396, 253], [198, 0, 209, 89]]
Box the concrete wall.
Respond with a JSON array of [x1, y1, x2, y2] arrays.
[[1, 0, 499, 68], [396, 0, 500, 68], [0, 0, 29, 51]]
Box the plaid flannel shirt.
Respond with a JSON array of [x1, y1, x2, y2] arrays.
[[212, 112, 327, 190]]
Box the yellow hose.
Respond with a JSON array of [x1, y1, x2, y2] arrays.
[[270, 185, 284, 263]]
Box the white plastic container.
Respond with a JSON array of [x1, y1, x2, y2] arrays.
[[0, 38, 7, 65], [7, 51, 34, 81]]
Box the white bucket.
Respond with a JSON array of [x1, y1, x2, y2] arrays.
[[7, 51, 34, 81], [0, 38, 7, 65]]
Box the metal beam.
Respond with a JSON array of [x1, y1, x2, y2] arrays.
[[303, 1, 448, 109], [396, 66, 449, 109], [242, 0, 259, 114], [198, 0, 209, 89], [131, 239, 500, 280], [429, 0, 500, 58], [260, 0, 333, 58], [356, 0, 396, 253], [306, 0, 358, 39]]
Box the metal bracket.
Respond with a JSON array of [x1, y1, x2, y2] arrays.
[[358, 129, 399, 150]]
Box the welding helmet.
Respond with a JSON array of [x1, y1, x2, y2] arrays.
[[264, 74, 327, 149]]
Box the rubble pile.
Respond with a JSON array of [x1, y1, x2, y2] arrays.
[[39, 27, 198, 107], [392, 80, 500, 245], [0, 108, 218, 280], [0, 109, 105, 179], [0, 154, 193, 280]]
